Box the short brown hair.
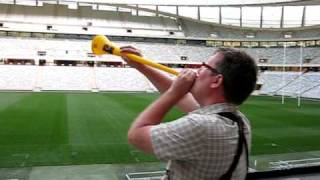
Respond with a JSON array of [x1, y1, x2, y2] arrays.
[[215, 48, 257, 105]]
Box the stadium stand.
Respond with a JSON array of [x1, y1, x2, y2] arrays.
[[0, 65, 37, 90], [260, 71, 320, 98], [1, 63, 320, 99], [242, 47, 320, 64], [2, 36, 320, 65], [0, 65, 159, 92], [312, 56, 320, 64], [0, 3, 184, 37], [40, 66, 92, 91], [0, 37, 214, 63], [95, 67, 154, 91]]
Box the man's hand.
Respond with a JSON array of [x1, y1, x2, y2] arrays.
[[120, 46, 144, 68], [167, 69, 196, 99], [120, 46, 200, 113]]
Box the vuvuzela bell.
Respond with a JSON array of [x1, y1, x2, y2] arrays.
[[91, 35, 179, 76]]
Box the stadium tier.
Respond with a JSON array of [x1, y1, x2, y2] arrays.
[[0, 64, 319, 99], [259, 71, 320, 98], [0, 65, 158, 92], [0, 3, 184, 37], [1, 37, 320, 64]]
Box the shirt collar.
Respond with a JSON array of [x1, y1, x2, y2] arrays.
[[191, 103, 238, 115]]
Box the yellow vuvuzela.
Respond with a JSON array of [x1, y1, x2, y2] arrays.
[[91, 35, 179, 76]]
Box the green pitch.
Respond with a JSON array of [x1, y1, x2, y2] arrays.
[[0, 92, 319, 168]]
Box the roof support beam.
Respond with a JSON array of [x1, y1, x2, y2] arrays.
[[197, 6, 200, 20], [240, 6, 242, 27], [280, 6, 284, 28], [156, 5, 159, 16], [176, 5, 179, 16], [260, 6, 263, 28], [219, 6, 222, 24], [136, 4, 139, 16], [301, 5, 306, 27]]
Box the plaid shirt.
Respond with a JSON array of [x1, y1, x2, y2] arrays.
[[151, 103, 251, 180]]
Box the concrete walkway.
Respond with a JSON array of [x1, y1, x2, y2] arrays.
[[0, 162, 166, 180]]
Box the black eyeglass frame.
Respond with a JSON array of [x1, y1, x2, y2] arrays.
[[201, 62, 220, 74]]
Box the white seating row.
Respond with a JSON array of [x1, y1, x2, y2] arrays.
[[260, 71, 320, 98], [0, 65, 158, 92]]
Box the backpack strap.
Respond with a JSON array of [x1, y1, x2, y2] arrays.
[[218, 112, 249, 180]]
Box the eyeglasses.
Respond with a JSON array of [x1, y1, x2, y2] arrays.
[[201, 62, 220, 74]]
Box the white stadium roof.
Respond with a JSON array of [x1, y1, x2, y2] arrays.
[[28, 0, 320, 6], [1, 0, 320, 28]]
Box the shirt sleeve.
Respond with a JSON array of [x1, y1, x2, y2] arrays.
[[150, 114, 205, 161]]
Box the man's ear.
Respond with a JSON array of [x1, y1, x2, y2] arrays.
[[210, 74, 223, 88]]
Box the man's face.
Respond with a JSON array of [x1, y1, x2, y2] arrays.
[[190, 52, 224, 99]]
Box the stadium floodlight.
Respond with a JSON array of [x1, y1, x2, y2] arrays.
[[91, 35, 179, 76]]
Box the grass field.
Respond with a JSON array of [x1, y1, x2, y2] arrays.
[[0, 92, 319, 168]]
